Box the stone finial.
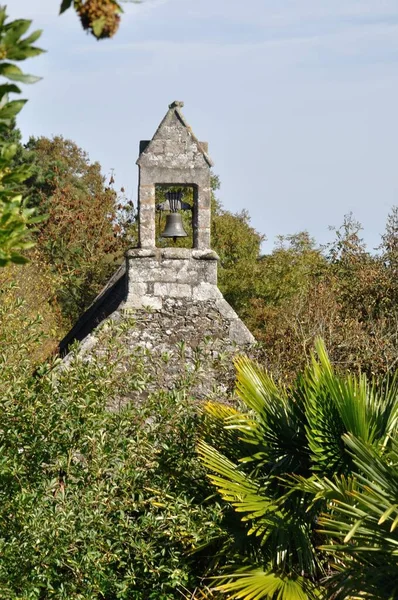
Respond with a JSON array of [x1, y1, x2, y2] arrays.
[[168, 100, 184, 109]]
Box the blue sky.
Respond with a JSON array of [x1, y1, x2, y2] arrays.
[[9, 0, 398, 252]]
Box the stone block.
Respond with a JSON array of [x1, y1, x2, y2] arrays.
[[124, 295, 163, 310], [126, 248, 157, 259], [192, 249, 219, 261], [229, 319, 255, 345], [154, 283, 192, 298], [150, 139, 165, 154], [216, 298, 238, 320], [202, 262, 217, 284], [192, 282, 222, 301], [139, 186, 155, 203], [161, 248, 192, 260], [126, 282, 147, 298]]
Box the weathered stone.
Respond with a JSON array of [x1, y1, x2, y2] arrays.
[[192, 282, 222, 301], [61, 102, 257, 402], [192, 249, 219, 261], [126, 282, 147, 298], [126, 248, 157, 258], [124, 295, 163, 310], [229, 319, 255, 345], [137, 103, 212, 250], [153, 282, 191, 298], [161, 248, 192, 260], [215, 298, 238, 320]]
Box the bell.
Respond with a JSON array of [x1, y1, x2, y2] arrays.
[[161, 213, 188, 240]]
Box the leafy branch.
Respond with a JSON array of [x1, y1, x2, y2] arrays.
[[0, 9, 44, 266]]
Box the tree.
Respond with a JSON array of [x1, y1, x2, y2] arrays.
[[198, 340, 398, 599], [0, 254, 63, 366], [232, 213, 398, 382], [212, 202, 264, 314], [19, 135, 132, 323], [0, 9, 44, 266]]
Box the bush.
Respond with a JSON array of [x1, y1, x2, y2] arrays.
[[0, 318, 225, 599]]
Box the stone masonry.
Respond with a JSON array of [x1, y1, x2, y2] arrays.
[[124, 247, 252, 345], [60, 101, 255, 399], [137, 100, 212, 250]]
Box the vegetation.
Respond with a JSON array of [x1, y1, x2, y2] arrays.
[[303, 436, 398, 600], [2, 6, 398, 599], [216, 211, 398, 381], [60, 0, 141, 40], [18, 135, 132, 322], [198, 340, 398, 599], [0, 9, 44, 266], [0, 304, 227, 599]]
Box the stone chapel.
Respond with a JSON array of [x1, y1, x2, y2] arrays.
[[60, 101, 254, 397]]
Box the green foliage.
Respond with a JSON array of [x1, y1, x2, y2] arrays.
[[0, 9, 44, 266], [0, 317, 225, 599], [212, 203, 264, 314], [312, 436, 398, 599], [224, 211, 398, 382], [0, 257, 62, 368], [198, 340, 398, 599]]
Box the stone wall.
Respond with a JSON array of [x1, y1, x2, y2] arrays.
[[125, 247, 254, 345], [68, 297, 255, 405]]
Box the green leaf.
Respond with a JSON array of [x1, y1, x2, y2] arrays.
[[343, 518, 363, 543], [214, 569, 319, 600], [0, 63, 41, 84], [6, 46, 44, 61], [20, 29, 43, 45], [4, 19, 32, 44], [0, 99, 27, 120], [378, 504, 398, 525], [59, 0, 74, 14], [1, 143, 18, 161], [0, 83, 21, 100], [10, 254, 29, 265]]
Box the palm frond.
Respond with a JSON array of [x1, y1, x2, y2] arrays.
[[233, 357, 310, 475], [197, 440, 272, 523], [214, 568, 321, 600], [197, 441, 321, 576], [307, 436, 398, 599]]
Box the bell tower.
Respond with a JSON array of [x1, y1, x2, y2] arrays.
[[123, 101, 253, 344], [136, 100, 212, 250], [60, 101, 254, 366]]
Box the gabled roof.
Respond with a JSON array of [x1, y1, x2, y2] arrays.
[[136, 101, 214, 168]]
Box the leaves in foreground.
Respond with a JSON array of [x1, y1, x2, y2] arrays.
[[0, 9, 43, 266], [198, 339, 398, 599]]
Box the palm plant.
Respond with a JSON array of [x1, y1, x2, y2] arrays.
[[197, 339, 398, 599], [298, 435, 398, 599]]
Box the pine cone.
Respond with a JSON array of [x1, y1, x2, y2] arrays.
[[76, 0, 121, 39]]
